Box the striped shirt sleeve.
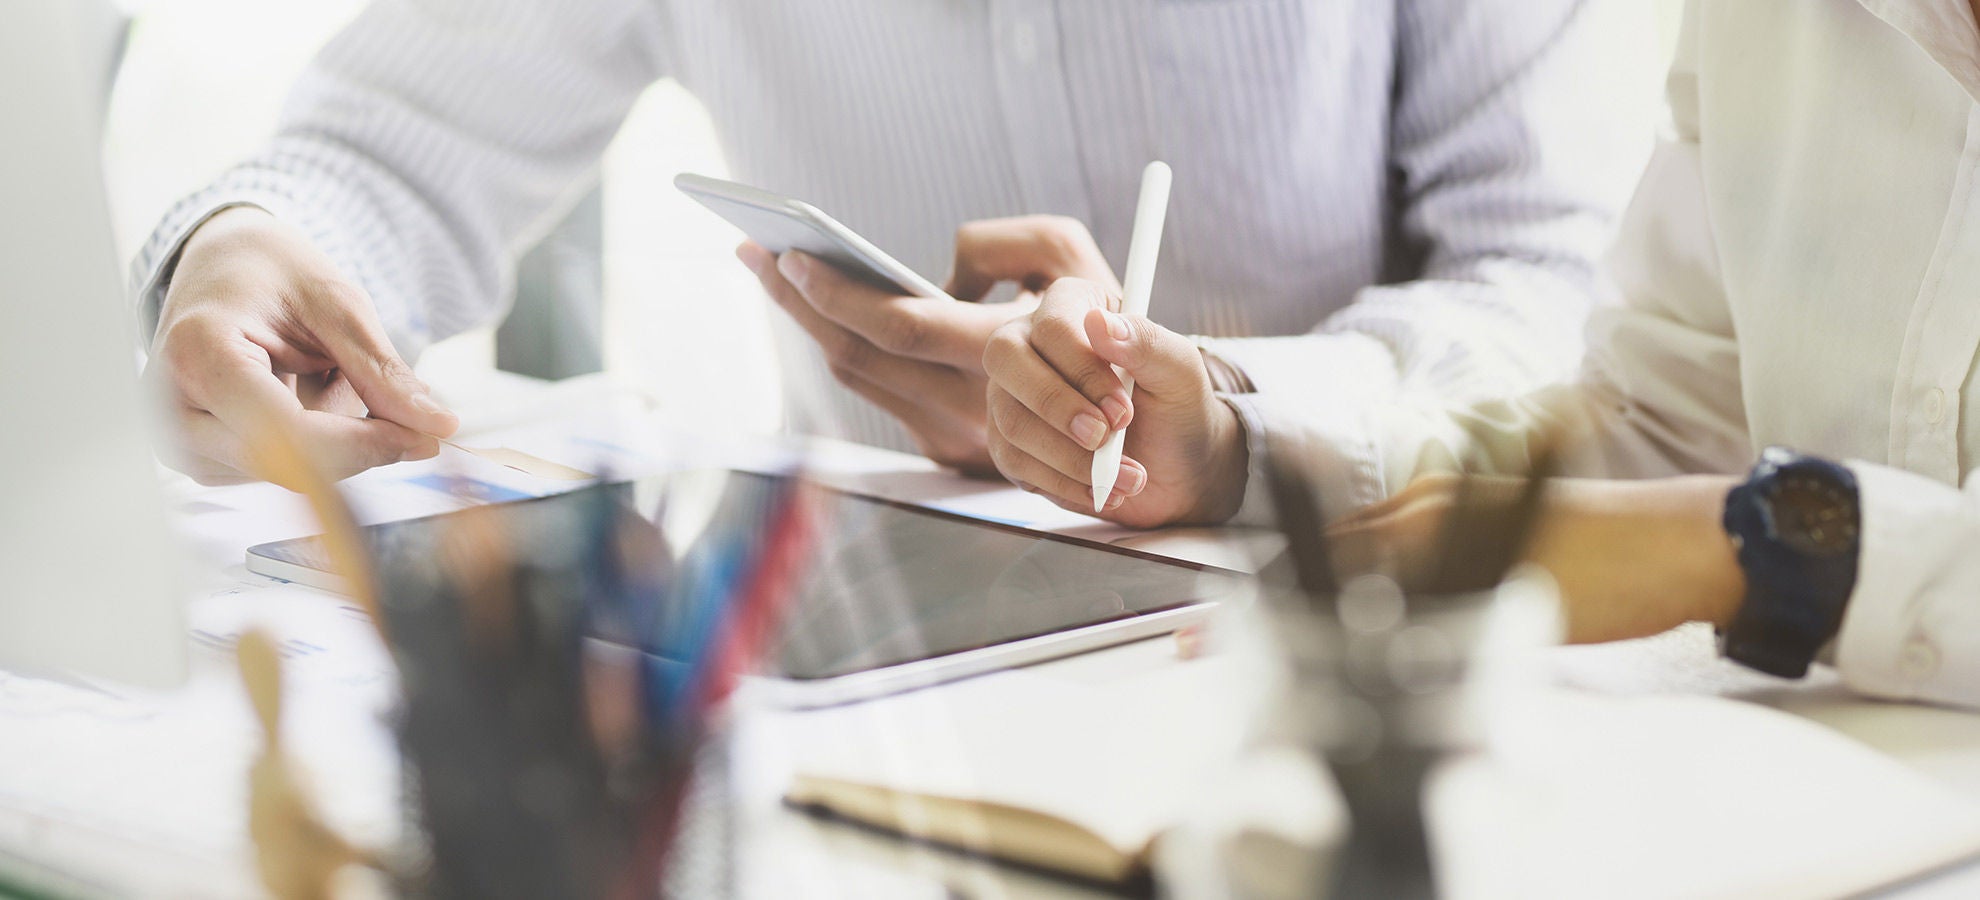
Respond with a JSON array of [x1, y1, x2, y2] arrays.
[[128, 0, 670, 359], [1204, 0, 1653, 524]]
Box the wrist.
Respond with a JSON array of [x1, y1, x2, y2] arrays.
[[1687, 476, 1746, 629], [183, 204, 276, 252], [1186, 398, 1250, 524], [1692, 519, 1746, 631], [167, 206, 281, 298], [151, 205, 280, 335]]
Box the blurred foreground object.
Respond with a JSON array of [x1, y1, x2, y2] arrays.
[[0, 0, 184, 688], [368, 472, 819, 898], [247, 402, 822, 897], [1163, 445, 1558, 898], [239, 630, 377, 900]]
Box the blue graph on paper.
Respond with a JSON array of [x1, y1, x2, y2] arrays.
[[404, 473, 535, 504]]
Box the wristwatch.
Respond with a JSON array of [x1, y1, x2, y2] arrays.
[[1719, 447, 1862, 678]]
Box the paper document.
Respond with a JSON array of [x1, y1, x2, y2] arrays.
[[1433, 687, 1980, 899]]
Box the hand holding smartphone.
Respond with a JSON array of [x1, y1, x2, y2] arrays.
[[675, 173, 955, 301]]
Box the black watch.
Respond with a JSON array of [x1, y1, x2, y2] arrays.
[[1719, 447, 1862, 678]]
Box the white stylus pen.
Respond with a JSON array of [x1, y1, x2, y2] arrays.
[[1091, 161, 1173, 512]]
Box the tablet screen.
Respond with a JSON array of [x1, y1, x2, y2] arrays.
[[249, 470, 1244, 682]]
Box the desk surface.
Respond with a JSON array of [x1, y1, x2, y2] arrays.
[[6, 373, 1980, 899]]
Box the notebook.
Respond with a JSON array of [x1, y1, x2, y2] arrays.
[[1433, 687, 1980, 899], [778, 625, 1980, 895], [774, 636, 1274, 884]]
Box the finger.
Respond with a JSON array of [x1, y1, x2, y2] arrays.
[[162, 315, 309, 438], [984, 323, 1119, 452], [834, 361, 986, 468], [295, 370, 366, 417], [146, 365, 250, 488], [174, 458, 259, 487], [166, 324, 431, 483], [300, 373, 441, 462], [778, 251, 1003, 370], [1043, 457, 1149, 519], [1036, 484, 1131, 519], [159, 408, 254, 485], [186, 471, 259, 487], [946, 216, 1122, 301], [294, 279, 459, 438], [1083, 307, 1212, 400], [744, 245, 982, 421], [989, 386, 1113, 489], [1029, 279, 1135, 419], [267, 414, 433, 482], [172, 402, 428, 485], [168, 405, 255, 477], [989, 431, 1135, 515], [1019, 458, 1152, 521]]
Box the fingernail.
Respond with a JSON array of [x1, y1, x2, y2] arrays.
[[777, 252, 810, 289], [1104, 494, 1126, 512], [1103, 310, 1130, 341], [1100, 396, 1130, 429], [1121, 465, 1148, 494], [1071, 413, 1108, 451], [412, 393, 449, 417]]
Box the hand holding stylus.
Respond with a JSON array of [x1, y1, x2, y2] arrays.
[[982, 164, 1251, 528]]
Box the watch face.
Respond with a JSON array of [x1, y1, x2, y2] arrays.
[[1767, 471, 1860, 557]]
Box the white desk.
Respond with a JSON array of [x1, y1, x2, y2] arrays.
[[5, 374, 1980, 899]]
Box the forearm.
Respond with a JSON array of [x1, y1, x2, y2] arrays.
[[133, 135, 482, 360], [1527, 475, 1746, 644], [1201, 319, 1732, 524], [131, 0, 668, 359]]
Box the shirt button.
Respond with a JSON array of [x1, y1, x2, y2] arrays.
[[1898, 638, 1941, 681], [1009, 20, 1040, 64], [1924, 388, 1947, 425]]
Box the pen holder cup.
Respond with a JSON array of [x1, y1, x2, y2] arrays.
[[1158, 569, 1564, 900]]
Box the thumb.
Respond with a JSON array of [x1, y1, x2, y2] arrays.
[[1083, 308, 1208, 399], [305, 282, 460, 438], [945, 216, 1120, 301]]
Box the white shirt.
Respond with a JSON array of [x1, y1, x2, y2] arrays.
[[1280, 0, 1980, 708], [130, 0, 1650, 453]]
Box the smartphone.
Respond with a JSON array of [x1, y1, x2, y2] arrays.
[[675, 173, 953, 300]]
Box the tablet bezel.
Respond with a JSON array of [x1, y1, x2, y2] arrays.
[[245, 471, 1245, 708]]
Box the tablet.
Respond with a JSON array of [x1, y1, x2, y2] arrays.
[[675, 173, 954, 300], [246, 471, 1244, 707]]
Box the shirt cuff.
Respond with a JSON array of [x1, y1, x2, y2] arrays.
[[1195, 332, 1402, 528], [1833, 461, 1980, 704], [129, 191, 310, 347]]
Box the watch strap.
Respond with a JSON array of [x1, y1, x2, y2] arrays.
[[1719, 579, 1832, 678]]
